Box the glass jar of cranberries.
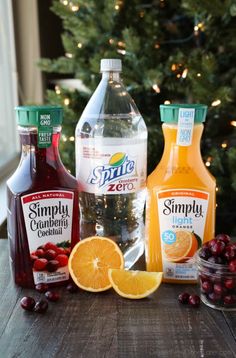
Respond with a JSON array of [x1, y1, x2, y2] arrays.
[[197, 234, 236, 311]]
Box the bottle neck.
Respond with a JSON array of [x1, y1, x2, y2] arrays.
[[101, 71, 121, 82], [19, 127, 62, 167], [161, 123, 204, 166]]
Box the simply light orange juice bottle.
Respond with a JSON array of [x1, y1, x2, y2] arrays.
[[146, 104, 216, 283]]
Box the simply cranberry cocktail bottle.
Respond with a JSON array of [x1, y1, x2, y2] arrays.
[[7, 106, 79, 288]]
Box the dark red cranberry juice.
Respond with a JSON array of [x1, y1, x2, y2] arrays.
[[7, 130, 79, 288]]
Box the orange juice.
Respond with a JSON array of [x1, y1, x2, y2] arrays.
[[146, 104, 216, 283]]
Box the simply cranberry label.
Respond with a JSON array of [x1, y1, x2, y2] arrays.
[[76, 138, 147, 194], [21, 190, 74, 284]]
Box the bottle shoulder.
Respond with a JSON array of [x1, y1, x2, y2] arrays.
[[7, 162, 78, 195], [147, 162, 216, 191]]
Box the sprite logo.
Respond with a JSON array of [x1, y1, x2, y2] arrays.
[[88, 152, 135, 188]]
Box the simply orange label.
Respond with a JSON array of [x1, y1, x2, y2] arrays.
[[157, 189, 209, 280]]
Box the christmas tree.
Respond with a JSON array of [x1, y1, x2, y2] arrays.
[[39, 0, 236, 235]]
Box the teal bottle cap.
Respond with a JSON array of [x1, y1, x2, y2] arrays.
[[160, 104, 208, 123], [15, 106, 63, 127], [15, 106, 63, 148]]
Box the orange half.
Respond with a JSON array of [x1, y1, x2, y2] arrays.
[[68, 236, 124, 292], [163, 230, 198, 263], [108, 269, 163, 299]]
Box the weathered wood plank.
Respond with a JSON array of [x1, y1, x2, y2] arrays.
[[0, 240, 235, 358]]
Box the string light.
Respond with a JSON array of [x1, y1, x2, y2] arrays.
[[171, 64, 177, 71], [62, 0, 68, 5], [117, 49, 126, 55], [205, 156, 212, 167], [109, 38, 114, 44], [115, 4, 120, 10], [77, 42, 83, 48], [211, 99, 221, 107], [152, 84, 161, 93], [197, 73, 201, 77], [118, 41, 125, 48], [177, 74, 181, 78], [70, 4, 79, 12], [221, 142, 227, 149], [181, 68, 188, 78], [194, 22, 204, 33], [55, 85, 61, 95], [69, 136, 75, 141], [62, 135, 68, 142], [64, 98, 70, 106], [216, 187, 219, 192], [154, 43, 160, 49], [164, 100, 171, 104], [65, 52, 73, 58], [139, 11, 145, 18], [230, 120, 236, 127]]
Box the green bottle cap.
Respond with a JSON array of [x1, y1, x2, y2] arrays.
[[15, 105, 63, 126], [15, 106, 63, 148], [160, 104, 208, 123]]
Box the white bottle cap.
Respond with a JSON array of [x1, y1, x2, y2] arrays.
[[100, 59, 122, 72]]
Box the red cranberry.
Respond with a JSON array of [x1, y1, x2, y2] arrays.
[[46, 260, 59, 272], [20, 296, 35, 311], [56, 247, 66, 255], [34, 299, 48, 313], [66, 283, 78, 293], [44, 249, 57, 261], [64, 247, 71, 256], [178, 292, 190, 304], [199, 272, 210, 282], [188, 294, 200, 307], [202, 281, 213, 293], [213, 283, 226, 297], [208, 292, 221, 303], [224, 295, 236, 305], [210, 241, 225, 256], [37, 245, 45, 250], [208, 239, 218, 249], [30, 254, 38, 262], [199, 247, 211, 260], [45, 291, 60, 302], [33, 258, 48, 271], [229, 259, 236, 273], [35, 249, 45, 258], [44, 242, 58, 251], [56, 254, 68, 267], [224, 245, 236, 261], [224, 278, 235, 290], [215, 234, 231, 244], [35, 283, 49, 293]]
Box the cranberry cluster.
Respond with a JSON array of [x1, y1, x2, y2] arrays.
[[20, 282, 78, 314], [178, 292, 200, 308], [198, 234, 236, 308], [30, 242, 70, 273]]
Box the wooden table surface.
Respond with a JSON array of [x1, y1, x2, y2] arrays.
[[0, 239, 236, 358]]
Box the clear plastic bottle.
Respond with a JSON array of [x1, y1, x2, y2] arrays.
[[76, 59, 147, 268]]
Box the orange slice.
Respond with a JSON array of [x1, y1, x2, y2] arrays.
[[108, 269, 163, 299], [68, 236, 124, 292], [163, 230, 198, 263]]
